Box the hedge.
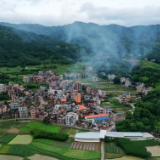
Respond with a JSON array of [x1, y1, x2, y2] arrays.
[[30, 129, 68, 141], [115, 138, 152, 158]]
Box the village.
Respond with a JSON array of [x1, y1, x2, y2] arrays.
[[0, 68, 153, 131]]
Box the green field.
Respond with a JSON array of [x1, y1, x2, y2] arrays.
[[53, 141, 72, 148], [141, 61, 160, 70], [0, 134, 17, 143], [9, 135, 33, 144], [105, 143, 125, 159], [21, 122, 62, 133], [67, 128, 78, 136], [148, 158, 160, 160], [33, 139, 54, 145], [28, 154, 58, 160], [31, 141, 100, 159]]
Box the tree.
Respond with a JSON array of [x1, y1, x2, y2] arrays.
[[113, 77, 120, 84]]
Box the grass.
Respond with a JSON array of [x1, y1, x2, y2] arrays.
[[0, 134, 17, 143], [23, 122, 62, 133], [141, 60, 160, 70], [9, 135, 33, 144], [33, 139, 54, 145], [0, 131, 5, 137], [0, 121, 28, 130], [64, 149, 100, 159], [147, 158, 160, 160], [67, 128, 78, 136], [20, 127, 30, 132]]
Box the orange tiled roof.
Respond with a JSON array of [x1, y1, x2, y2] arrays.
[[61, 99, 66, 102], [77, 105, 86, 110], [7, 100, 13, 103]]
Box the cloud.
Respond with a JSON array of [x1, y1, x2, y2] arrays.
[[0, 0, 160, 26], [79, 2, 160, 26]]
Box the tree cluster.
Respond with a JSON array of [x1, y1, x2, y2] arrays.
[[30, 129, 68, 141], [116, 88, 160, 132]]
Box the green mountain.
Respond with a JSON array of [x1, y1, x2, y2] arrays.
[[131, 60, 160, 87], [0, 25, 81, 67], [1, 21, 160, 59]]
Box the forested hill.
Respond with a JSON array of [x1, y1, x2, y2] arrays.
[[1, 22, 160, 60], [0, 25, 81, 67]]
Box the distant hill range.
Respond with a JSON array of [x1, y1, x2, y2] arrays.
[[0, 24, 81, 67], [1, 21, 160, 70], [1, 21, 160, 60]]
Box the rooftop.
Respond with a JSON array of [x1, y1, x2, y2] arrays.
[[85, 113, 109, 119]]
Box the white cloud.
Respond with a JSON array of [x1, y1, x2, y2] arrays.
[[0, 0, 160, 26]]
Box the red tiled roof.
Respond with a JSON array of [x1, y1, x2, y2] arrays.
[[85, 113, 109, 119]]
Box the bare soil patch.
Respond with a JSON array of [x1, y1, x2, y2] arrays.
[[7, 128, 19, 134], [147, 146, 160, 157]]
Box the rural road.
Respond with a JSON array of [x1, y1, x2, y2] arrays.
[[101, 141, 105, 160]]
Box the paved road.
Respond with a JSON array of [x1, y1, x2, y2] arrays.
[[101, 141, 105, 160]]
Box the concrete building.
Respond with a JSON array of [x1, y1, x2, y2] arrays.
[[23, 76, 29, 83], [74, 81, 82, 90], [18, 107, 28, 118], [0, 84, 5, 93], [65, 112, 78, 126]]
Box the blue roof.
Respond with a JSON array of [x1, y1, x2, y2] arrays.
[[94, 116, 109, 121]]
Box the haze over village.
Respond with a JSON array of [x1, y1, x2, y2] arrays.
[[1, 0, 160, 160]]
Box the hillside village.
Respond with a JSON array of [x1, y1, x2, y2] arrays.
[[0, 69, 153, 131]]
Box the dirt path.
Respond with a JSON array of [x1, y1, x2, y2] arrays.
[[101, 141, 105, 160]]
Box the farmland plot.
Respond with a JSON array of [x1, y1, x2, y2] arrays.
[[33, 139, 54, 145], [53, 141, 71, 148], [9, 135, 33, 144], [26, 122, 61, 133], [71, 142, 100, 151], [28, 154, 58, 160], [0, 134, 17, 143], [105, 156, 145, 160], [0, 155, 23, 160]]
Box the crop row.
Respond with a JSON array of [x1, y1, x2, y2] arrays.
[[0, 134, 17, 143], [34, 138, 54, 145], [26, 144, 99, 160], [0, 144, 34, 157], [105, 145, 119, 153], [53, 141, 72, 148]]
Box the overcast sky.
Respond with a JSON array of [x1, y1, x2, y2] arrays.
[[0, 0, 160, 26]]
